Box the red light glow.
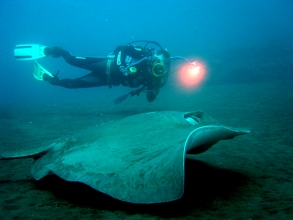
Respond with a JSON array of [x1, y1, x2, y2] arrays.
[[178, 61, 206, 88]]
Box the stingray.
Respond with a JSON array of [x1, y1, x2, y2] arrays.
[[0, 111, 250, 204]]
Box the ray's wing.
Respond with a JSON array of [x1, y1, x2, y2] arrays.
[[18, 111, 250, 204]]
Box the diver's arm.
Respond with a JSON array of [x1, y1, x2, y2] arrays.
[[159, 74, 168, 87], [146, 74, 169, 102], [146, 79, 160, 102]]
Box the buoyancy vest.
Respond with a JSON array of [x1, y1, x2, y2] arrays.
[[113, 45, 150, 88]]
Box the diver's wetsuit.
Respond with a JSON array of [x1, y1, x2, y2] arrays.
[[43, 45, 168, 102]]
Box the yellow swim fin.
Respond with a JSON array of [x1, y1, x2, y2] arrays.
[[33, 60, 53, 81], [14, 44, 47, 60]]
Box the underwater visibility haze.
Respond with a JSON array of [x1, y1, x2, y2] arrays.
[[0, 0, 293, 219]]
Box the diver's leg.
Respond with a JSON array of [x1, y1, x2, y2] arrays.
[[43, 71, 108, 89], [42, 56, 121, 88], [44, 47, 108, 71]]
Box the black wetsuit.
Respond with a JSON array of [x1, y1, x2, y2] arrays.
[[43, 45, 168, 102]]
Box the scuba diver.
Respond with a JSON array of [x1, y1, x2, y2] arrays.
[[14, 41, 196, 104]]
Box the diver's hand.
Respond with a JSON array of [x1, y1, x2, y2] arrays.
[[147, 91, 156, 102], [147, 89, 159, 102]]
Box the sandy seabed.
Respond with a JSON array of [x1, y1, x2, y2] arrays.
[[0, 81, 292, 220]]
